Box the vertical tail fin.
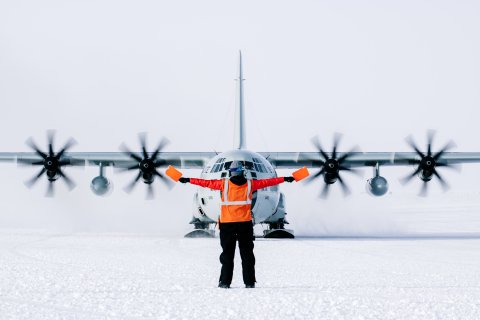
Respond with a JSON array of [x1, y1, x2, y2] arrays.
[[234, 51, 246, 149]]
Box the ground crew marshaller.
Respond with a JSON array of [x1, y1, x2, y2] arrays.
[[179, 161, 295, 288]]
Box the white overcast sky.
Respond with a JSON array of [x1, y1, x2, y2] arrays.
[[1, 0, 480, 235]]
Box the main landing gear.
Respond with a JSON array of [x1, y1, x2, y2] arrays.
[[184, 218, 215, 238], [262, 218, 294, 239], [184, 218, 295, 239]]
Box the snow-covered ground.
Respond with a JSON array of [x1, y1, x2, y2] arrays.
[[1, 230, 480, 319]]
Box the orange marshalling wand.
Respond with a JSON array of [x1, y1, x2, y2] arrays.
[[166, 165, 183, 182], [292, 167, 310, 182]]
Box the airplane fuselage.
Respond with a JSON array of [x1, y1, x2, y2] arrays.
[[192, 149, 286, 225]]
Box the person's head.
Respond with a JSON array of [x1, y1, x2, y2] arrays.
[[228, 160, 245, 177]]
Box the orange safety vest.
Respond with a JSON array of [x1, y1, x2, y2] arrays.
[[220, 179, 253, 223]]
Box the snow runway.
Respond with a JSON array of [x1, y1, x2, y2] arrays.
[[1, 231, 480, 319]]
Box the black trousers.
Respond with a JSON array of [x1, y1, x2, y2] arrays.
[[219, 221, 256, 285]]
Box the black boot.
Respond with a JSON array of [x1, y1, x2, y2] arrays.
[[218, 282, 230, 289], [245, 284, 255, 288]]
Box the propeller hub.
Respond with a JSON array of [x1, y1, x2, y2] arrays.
[[44, 157, 59, 171], [140, 159, 155, 173], [324, 159, 339, 174], [420, 156, 436, 170]]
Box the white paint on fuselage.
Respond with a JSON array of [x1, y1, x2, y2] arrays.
[[193, 149, 281, 224]]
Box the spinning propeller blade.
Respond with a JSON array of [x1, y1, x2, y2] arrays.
[[305, 133, 360, 198], [119, 133, 173, 199], [401, 131, 458, 196], [21, 131, 78, 196]]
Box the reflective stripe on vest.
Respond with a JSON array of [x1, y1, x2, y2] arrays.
[[221, 179, 252, 205]]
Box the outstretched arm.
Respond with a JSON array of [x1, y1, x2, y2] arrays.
[[182, 178, 223, 190], [252, 177, 294, 191]]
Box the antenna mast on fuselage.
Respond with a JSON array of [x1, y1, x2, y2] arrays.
[[234, 51, 246, 150]]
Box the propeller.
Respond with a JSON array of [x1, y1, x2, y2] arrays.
[[20, 130, 78, 197], [400, 130, 458, 196], [119, 133, 173, 199], [305, 133, 360, 198]]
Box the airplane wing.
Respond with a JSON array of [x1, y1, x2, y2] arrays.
[[260, 150, 480, 197], [2, 131, 480, 199], [5, 151, 480, 169], [0, 153, 16, 163], [3, 149, 480, 199], [0, 152, 217, 169], [72, 152, 217, 169], [0, 150, 218, 197], [262, 152, 480, 169]]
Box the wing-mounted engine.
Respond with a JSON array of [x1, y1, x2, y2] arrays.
[[305, 133, 361, 198], [119, 133, 173, 199], [366, 163, 389, 196], [401, 130, 459, 196], [19, 130, 83, 196]]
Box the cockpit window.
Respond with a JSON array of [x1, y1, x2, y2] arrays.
[[244, 161, 254, 170], [223, 161, 253, 171], [210, 158, 272, 175], [252, 157, 267, 173], [211, 158, 226, 173]]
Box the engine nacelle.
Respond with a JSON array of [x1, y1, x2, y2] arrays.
[[366, 176, 389, 197], [323, 173, 338, 185], [142, 172, 154, 184], [90, 176, 112, 196], [419, 170, 434, 182]]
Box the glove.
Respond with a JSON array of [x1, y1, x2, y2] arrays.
[[179, 177, 190, 184], [284, 177, 295, 183]]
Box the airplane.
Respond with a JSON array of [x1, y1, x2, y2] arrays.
[[2, 51, 480, 239]]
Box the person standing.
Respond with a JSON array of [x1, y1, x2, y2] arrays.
[[179, 160, 295, 288]]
